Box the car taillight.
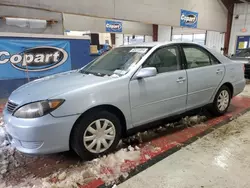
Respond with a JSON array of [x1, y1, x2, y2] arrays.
[[243, 64, 245, 72]]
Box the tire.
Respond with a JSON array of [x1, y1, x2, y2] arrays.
[[210, 85, 232, 116], [70, 110, 122, 160]]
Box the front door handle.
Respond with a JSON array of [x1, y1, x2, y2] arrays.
[[216, 69, 223, 74], [176, 77, 186, 83]]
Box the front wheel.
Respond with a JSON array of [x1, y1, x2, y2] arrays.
[[70, 110, 122, 160], [210, 85, 231, 116]]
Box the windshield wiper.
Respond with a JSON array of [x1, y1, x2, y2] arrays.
[[80, 70, 92, 75], [81, 70, 106, 77]]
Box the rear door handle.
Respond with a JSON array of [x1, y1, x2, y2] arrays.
[[176, 77, 186, 83]]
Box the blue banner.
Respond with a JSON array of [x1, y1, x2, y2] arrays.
[[0, 39, 71, 79], [105, 20, 122, 33], [180, 9, 198, 28]]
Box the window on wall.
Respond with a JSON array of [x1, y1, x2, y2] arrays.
[[172, 34, 206, 45], [172, 35, 182, 42], [193, 34, 206, 45], [182, 35, 193, 42], [123, 35, 145, 45]]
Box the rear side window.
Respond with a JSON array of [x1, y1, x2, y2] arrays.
[[183, 47, 211, 69]]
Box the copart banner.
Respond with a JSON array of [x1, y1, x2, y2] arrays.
[[0, 39, 71, 79]]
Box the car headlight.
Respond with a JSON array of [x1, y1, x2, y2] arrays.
[[13, 99, 64, 118]]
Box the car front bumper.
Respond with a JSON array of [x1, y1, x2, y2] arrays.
[[3, 109, 79, 155]]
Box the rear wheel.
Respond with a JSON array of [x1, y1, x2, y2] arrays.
[[71, 110, 122, 160], [210, 85, 231, 116]]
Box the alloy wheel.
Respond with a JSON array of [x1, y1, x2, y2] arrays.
[[217, 90, 230, 112]]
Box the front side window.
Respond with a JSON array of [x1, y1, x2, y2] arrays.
[[81, 47, 150, 76], [183, 46, 211, 69], [143, 46, 180, 73]]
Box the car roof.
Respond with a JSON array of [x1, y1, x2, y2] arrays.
[[119, 41, 232, 64], [121, 41, 200, 48]]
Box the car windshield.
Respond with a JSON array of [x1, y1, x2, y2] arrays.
[[80, 47, 150, 76]]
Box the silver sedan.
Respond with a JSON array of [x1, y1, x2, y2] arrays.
[[3, 42, 245, 159]]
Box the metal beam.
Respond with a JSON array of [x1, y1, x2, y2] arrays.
[[220, 0, 235, 55]]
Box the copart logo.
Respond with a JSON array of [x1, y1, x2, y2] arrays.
[[181, 14, 197, 24], [106, 23, 122, 31], [0, 46, 68, 72]]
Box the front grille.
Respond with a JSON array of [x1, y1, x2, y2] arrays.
[[7, 101, 18, 113]]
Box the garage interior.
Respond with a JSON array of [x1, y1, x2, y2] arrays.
[[1, 0, 250, 188]]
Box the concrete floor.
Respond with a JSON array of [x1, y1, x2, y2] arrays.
[[119, 86, 250, 188], [119, 112, 250, 188]]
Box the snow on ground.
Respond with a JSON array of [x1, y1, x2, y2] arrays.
[[0, 117, 3, 127], [0, 127, 11, 176], [42, 146, 141, 187], [123, 115, 207, 145], [0, 125, 25, 186], [0, 126, 22, 184], [0, 146, 141, 188]]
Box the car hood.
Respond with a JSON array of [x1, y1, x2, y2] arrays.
[[9, 71, 113, 105]]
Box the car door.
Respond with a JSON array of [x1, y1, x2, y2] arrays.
[[181, 44, 225, 110], [129, 45, 187, 126]]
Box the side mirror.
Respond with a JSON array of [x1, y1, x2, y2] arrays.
[[135, 67, 157, 79]]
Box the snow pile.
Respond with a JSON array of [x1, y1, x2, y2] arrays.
[[40, 146, 141, 188], [0, 145, 15, 176], [0, 126, 6, 145], [0, 177, 43, 188], [181, 115, 207, 127], [0, 127, 11, 176], [0, 117, 4, 127], [124, 115, 207, 145], [90, 146, 140, 184], [0, 127, 10, 177], [0, 127, 20, 180]]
